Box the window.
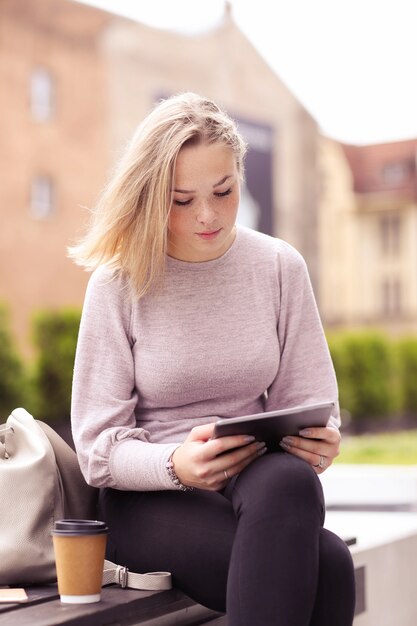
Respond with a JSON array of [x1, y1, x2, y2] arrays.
[[381, 161, 409, 186], [380, 216, 390, 255], [381, 278, 402, 317], [30, 67, 54, 122], [392, 279, 402, 315], [390, 215, 401, 255], [30, 176, 54, 219], [381, 279, 390, 316], [379, 214, 401, 256]]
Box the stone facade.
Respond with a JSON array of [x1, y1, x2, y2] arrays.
[[0, 0, 321, 353], [0, 0, 111, 352], [320, 136, 417, 331]]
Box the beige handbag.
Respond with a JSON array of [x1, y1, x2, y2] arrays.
[[0, 408, 171, 591], [0, 408, 97, 585]]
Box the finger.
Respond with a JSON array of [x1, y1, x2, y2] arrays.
[[280, 435, 332, 456], [220, 444, 267, 481], [312, 453, 330, 474], [214, 441, 267, 475], [207, 433, 257, 457], [197, 445, 267, 492], [280, 444, 331, 474], [186, 423, 217, 442], [279, 434, 337, 464], [299, 426, 341, 444], [176, 439, 265, 491], [282, 430, 340, 458]]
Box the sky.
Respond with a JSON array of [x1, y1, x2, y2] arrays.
[[78, 0, 417, 145]]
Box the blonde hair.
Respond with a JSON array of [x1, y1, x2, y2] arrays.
[[68, 92, 247, 298]]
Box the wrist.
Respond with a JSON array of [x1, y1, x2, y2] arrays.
[[165, 448, 193, 492]]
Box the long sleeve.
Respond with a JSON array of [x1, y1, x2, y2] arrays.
[[71, 268, 180, 490], [265, 243, 340, 428], [71, 228, 340, 492]]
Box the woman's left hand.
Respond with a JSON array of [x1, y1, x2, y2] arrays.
[[279, 425, 341, 474]]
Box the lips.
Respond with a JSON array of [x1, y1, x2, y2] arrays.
[[197, 228, 221, 240]]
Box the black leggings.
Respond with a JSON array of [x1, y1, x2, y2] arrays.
[[100, 452, 356, 626]]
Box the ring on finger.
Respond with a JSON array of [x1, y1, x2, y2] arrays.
[[224, 469, 229, 480], [313, 455, 326, 469]]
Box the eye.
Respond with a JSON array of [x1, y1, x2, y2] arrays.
[[214, 188, 232, 198], [174, 198, 192, 206]]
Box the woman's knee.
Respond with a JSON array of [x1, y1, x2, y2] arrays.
[[320, 528, 355, 585], [230, 452, 325, 519], [313, 529, 356, 624]]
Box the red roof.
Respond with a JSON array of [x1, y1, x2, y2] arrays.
[[341, 138, 417, 199]]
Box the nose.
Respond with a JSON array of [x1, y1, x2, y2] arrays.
[[196, 199, 216, 225]]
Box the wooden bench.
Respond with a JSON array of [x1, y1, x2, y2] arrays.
[[0, 536, 360, 625], [0, 584, 226, 625]]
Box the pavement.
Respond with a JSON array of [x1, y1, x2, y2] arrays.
[[325, 509, 417, 550], [321, 465, 417, 626], [320, 463, 417, 510], [320, 463, 417, 550]]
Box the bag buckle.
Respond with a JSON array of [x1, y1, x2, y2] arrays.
[[0, 426, 13, 459], [0, 426, 14, 438], [116, 565, 129, 588]]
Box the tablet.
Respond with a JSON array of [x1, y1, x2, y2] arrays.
[[213, 401, 334, 449]]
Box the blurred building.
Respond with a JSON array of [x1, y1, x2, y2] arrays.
[[0, 0, 321, 353], [0, 0, 110, 353], [320, 137, 417, 332]]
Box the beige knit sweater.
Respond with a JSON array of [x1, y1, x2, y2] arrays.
[[71, 226, 339, 491]]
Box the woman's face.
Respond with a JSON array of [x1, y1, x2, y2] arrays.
[[168, 141, 240, 262]]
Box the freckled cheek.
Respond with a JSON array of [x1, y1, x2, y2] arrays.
[[168, 210, 194, 237], [224, 196, 240, 220]]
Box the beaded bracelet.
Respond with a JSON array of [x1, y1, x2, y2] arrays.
[[165, 454, 193, 491]]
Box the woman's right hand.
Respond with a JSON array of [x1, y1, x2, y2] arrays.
[[172, 423, 267, 491]]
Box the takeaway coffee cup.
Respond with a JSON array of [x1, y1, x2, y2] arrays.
[[52, 519, 108, 604]]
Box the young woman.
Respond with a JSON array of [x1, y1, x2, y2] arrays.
[[70, 92, 355, 625]]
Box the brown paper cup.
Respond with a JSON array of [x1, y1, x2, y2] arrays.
[[52, 519, 108, 604]]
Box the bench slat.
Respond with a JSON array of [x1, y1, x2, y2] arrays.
[[0, 585, 224, 626]]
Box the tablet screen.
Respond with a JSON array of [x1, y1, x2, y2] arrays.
[[213, 401, 334, 449]]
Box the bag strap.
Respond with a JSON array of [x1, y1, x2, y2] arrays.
[[102, 559, 172, 591], [36, 420, 98, 520]]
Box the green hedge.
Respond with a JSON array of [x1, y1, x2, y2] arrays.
[[397, 337, 417, 415], [328, 331, 403, 428], [3, 302, 417, 432], [0, 305, 27, 417], [31, 309, 81, 422]]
